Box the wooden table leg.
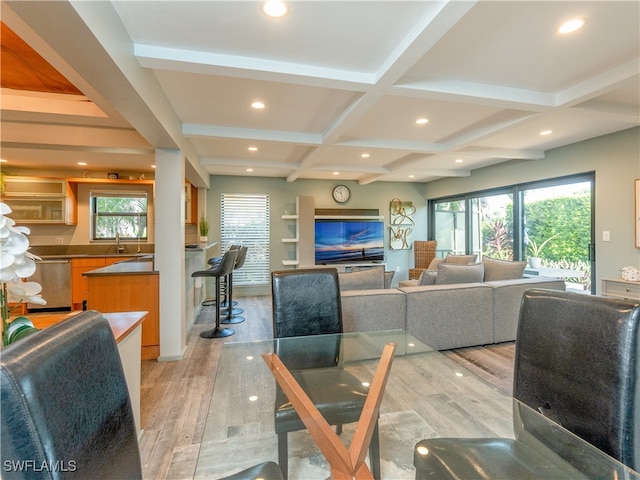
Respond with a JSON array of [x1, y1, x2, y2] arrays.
[[262, 342, 396, 480]]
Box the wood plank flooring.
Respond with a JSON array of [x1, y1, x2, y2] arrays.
[[139, 295, 515, 480]]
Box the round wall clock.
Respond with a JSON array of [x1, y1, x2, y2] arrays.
[[332, 184, 351, 204]]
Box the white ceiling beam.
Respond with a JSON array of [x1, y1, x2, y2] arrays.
[[182, 123, 322, 145], [457, 147, 545, 161], [134, 44, 374, 92], [1, 141, 153, 155], [556, 58, 640, 108], [567, 106, 640, 125], [336, 138, 444, 153], [200, 157, 294, 170], [309, 165, 389, 175], [393, 81, 554, 110]]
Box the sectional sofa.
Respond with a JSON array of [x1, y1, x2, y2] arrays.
[[337, 259, 566, 350]]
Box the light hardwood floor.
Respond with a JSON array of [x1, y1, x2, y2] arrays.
[[139, 295, 515, 480]]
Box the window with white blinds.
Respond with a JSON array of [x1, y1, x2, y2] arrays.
[[220, 193, 270, 285]]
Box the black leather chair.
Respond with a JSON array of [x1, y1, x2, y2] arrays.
[[1, 310, 142, 480], [218, 461, 284, 480], [192, 248, 238, 338], [414, 289, 640, 478], [271, 268, 381, 480]]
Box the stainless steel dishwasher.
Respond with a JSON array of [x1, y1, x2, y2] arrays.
[[27, 259, 72, 311]]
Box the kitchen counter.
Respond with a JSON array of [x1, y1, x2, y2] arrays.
[[39, 253, 152, 260], [184, 242, 217, 251], [27, 310, 146, 343], [82, 258, 157, 276]]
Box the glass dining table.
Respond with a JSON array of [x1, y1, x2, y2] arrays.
[[194, 330, 639, 479]]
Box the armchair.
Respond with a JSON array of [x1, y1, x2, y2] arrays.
[[408, 240, 437, 280]]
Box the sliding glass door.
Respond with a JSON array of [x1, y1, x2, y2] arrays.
[[429, 173, 595, 293], [520, 178, 593, 293], [472, 192, 514, 261], [433, 199, 466, 258]]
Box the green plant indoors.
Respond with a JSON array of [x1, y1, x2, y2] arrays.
[[199, 214, 209, 237]]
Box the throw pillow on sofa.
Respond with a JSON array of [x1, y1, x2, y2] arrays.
[[418, 269, 438, 285], [338, 266, 385, 290], [427, 257, 445, 270], [445, 253, 478, 265], [482, 256, 527, 281], [350, 266, 394, 288], [435, 262, 484, 285]]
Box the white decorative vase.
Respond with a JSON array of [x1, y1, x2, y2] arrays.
[[529, 257, 542, 268], [199, 236, 208, 245]]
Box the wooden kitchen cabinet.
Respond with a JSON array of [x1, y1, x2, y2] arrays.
[[85, 265, 160, 360], [71, 258, 105, 310], [1, 176, 77, 224], [71, 256, 137, 310]]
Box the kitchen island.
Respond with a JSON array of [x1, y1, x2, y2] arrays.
[[84, 258, 159, 360]]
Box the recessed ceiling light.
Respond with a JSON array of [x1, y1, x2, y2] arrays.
[[251, 101, 265, 109], [248, 146, 258, 152], [558, 18, 585, 34], [415, 118, 428, 125], [77, 162, 87, 166], [0, 159, 7, 163], [151, 165, 156, 169], [333, 171, 340, 176], [262, 1, 288, 17], [246, 168, 254, 172], [455, 158, 464, 164], [540, 130, 553, 136], [361, 153, 370, 158], [408, 174, 415, 178]]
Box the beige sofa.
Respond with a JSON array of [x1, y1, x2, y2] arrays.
[[337, 263, 566, 350]]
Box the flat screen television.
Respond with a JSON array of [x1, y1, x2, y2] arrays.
[[315, 220, 384, 264]]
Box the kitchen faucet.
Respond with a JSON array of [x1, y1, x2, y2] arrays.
[[115, 233, 125, 254]]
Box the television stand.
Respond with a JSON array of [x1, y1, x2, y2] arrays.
[[320, 262, 386, 273]]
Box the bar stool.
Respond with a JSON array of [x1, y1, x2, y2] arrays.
[[221, 245, 248, 325], [192, 249, 238, 338], [203, 245, 239, 309]]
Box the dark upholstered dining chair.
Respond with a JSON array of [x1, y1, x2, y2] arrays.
[[218, 461, 284, 480], [1, 310, 142, 480], [270, 268, 381, 480], [414, 289, 640, 479]]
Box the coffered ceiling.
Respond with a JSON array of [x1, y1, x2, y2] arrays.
[[1, 1, 638, 186]]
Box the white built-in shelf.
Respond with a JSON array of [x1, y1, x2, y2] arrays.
[[282, 259, 299, 266], [281, 215, 299, 220], [282, 238, 299, 243], [315, 215, 384, 220]]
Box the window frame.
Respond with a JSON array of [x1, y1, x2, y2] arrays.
[[220, 193, 270, 286], [90, 190, 148, 241]]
